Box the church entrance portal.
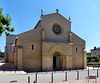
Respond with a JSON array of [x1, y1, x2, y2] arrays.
[[53, 52, 61, 70]]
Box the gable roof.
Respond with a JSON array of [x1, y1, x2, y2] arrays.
[[71, 32, 85, 42], [42, 13, 71, 23], [34, 20, 41, 29], [91, 47, 100, 51], [17, 13, 70, 36], [17, 20, 41, 36]]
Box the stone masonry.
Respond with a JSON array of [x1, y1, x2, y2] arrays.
[[14, 10, 87, 71]]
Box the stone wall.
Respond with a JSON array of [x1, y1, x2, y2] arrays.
[[71, 32, 86, 69], [17, 28, 42, 71], [9, 53, 14, 63]]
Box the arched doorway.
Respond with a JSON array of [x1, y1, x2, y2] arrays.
[[53, 52, 61, 70]]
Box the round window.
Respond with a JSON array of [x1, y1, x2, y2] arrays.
[[52, 24, 61, 34]]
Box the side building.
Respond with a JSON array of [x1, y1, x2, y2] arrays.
[[5, 35, 17, 62], [90, 47, 100, 56]]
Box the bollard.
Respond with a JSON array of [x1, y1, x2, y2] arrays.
[[97, 69, 98, 77], [55, 69, 56, 73], [28, 76, 30, 83], [69, 67, 71, 72], [65, 72, 67, 81], [37, 71, 38, 74], [35, 73, 37, 83], [76, 67, 77, 71], [15, 69, 16, 73], [77, 71, 79, 80], [88, 66, 89, 76], [62, 68, 63, 72], [4, 69, 5, 73], [93, 65, 94, 70], [46, 67, 47, 73], [51, 73, 53, 82]]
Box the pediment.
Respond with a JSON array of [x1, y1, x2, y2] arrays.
[[41, 13, 71, 23]]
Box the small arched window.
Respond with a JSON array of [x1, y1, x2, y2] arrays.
[[32, 44, 34, 50]]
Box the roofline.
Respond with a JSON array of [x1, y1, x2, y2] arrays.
[[71, 32, 86, 42], [90, 48, 100, 51], [17, 29, 34, 36], [17, 20, 41, 36], [42, 13, 71, 23], [6, 34, 17, 36], [34, 20, 41, 29], [17, 13, 71, 36]]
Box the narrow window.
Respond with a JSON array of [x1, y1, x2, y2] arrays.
[[76, 47, 77, 52], [32, 44, 34, 50]]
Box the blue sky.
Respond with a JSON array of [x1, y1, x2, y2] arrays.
[[0, 0, 100, 52]]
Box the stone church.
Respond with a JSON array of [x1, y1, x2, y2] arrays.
[[14, 9, 87, 71]]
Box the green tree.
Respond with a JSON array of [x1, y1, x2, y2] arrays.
[[0, 8, 15, 36], [0, 53, 4, 57]]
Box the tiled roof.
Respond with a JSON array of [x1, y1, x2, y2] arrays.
[[90, 47, 100, 51], [43, 38, 73, 44]]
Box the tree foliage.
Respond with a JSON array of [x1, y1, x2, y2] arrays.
[[0, 8, 15, 36], [0, 53, 4, 57], [87, 54, 100, 62]]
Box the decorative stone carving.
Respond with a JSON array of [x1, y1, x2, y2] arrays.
[[56, 9, 59, 13], [52, 24, 61, 34], [41, 8, 43, 16], [69, 16, 71, 22]]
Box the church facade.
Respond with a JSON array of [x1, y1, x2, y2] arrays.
[[14, 9, 87, 71]]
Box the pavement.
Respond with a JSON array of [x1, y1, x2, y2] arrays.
[[53, 78, 99, 83], [0, 63, 26, 75], [0, 70, 26, 75], [0, 66, 99, 83], [0, 73, 99, 83]]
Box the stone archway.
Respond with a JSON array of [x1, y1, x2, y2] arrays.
[[48, 44, 67, 70], [53, 52, 61, 70]]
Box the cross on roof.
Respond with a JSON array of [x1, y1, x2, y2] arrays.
[[56, 9, 59, 13]]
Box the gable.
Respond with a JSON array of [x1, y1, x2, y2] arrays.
[[41, 13, 71, 40], [42, 13, 71, 23]]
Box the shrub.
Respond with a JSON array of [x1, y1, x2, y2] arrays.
[[87, 62, 100, 65], [87, 54, 100, 62], [0, 53, 4, 57], [95, 56, 99, 62]]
